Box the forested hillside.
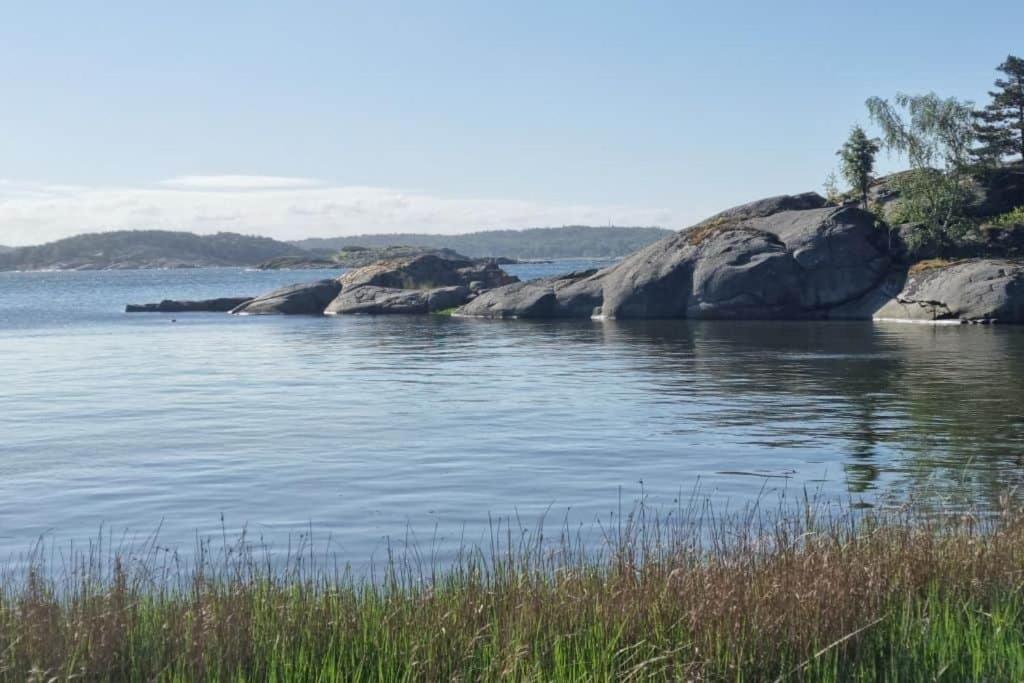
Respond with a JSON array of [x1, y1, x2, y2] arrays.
[[0, 231, 303, 270], [292, 226, 672, 260]]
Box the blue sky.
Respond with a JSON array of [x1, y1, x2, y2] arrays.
[[0, 0, 1021, 245]]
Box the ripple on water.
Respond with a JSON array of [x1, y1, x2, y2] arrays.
[[0, 267, 1023, 565]]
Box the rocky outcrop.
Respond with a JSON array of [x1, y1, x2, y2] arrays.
[[457, 269, 604, 318], [874, 259, 1024, 323], [230, 280, 342, 315], [340, 254, 517, 291], [332, 246, 479, 268], [126, 297, 253, 313], [458, 196, 891, 320], [696, 191, 828, 224], [226, 254, 517, 315], [255, 256, 340, 270], [966, 166, 1024, 218], [324, 285, 470, 315], [131, 190, 1024, 324]]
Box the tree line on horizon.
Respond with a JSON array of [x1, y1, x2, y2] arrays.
[[0, 225, 675, 270], [292, 225, 673, 260]]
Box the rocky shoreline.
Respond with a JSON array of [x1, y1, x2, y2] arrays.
[[127, 192, 1024, 324]]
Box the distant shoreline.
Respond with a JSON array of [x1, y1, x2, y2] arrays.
[[0, 226, 666, 272]]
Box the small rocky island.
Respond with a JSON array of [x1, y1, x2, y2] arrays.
[[129, 254, 519, 315]]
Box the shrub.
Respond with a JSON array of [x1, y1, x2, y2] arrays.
[[989, 206, 1024, 228], [886, 169, 975, 251]]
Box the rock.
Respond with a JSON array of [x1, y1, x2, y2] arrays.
[[126, 297, 253, 313], [456, 261, 519, 290], [324, 285, 470, 315], [619, 204, 887, 319], [874, 259, 1024, 323], [332, 246, 473, 268], [965, 165, 1024, 218], [457, 196, 890, 321], [222, 253, 517, 316], [978, 223, 1024, 257], [826, 270, 908, 320], [230, 279, 342, 315], [340, 254, 518, 291], [256, 256, 341, 270], [697, 192, 828, 225], [456, 269, 603, 318]]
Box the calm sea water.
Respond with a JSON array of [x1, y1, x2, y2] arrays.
[[2, 262, 1024, 565]]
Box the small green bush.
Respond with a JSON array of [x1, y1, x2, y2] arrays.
[[887, 169, 975, 250], [989, 206, 1024, 227]]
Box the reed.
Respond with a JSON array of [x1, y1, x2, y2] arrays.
[[1, 497, 1023, 681]]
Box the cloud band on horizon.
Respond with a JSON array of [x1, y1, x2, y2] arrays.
[[0, 175, 690, 247]]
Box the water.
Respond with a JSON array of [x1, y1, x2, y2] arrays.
[[2, 262, 1024, 566]]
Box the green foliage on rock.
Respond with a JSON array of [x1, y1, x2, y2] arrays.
[[989, 206, 1024, 228], [822, 171, 843, 205], [865, 92, 978, 250], [887, 169, 976, 250]]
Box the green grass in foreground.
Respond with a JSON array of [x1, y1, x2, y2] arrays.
[[3, 502, 1024, 681]]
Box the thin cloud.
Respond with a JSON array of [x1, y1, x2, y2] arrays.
[[0, 179, 691, 247], [159, 175, 325, 190]]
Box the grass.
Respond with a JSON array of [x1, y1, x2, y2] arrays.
[[2, 500, 1024, 681], [683, 218, 776, 247], [986, 206, 1024, 229], [908, 258, 961, 276]]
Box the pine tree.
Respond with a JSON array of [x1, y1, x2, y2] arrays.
[[836, 125, 881, 205], [972, 54, 1024, 164]]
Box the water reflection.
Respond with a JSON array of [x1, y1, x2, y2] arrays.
[[3, 267, 1024, 564], [600, 320, 1024, 506], [263, 315, 1024, 510]]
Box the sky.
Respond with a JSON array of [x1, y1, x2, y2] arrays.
[[1, 1, 1021, 246]]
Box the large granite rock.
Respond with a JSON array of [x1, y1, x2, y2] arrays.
[[457, 195, 891, 320], [874, 259, 1024, 323], [230, 279, 342, 315], [324, 285, 470, 315], [126, 297, 253, 313], [457, 269, 604, 318], [967, 166, 1024, 218], [230, 254, 517, 316], [697, 191, 828, 224], [340, 254, 517, 291], [330, 246, 482, 268]]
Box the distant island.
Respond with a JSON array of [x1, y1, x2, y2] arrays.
[[0, 226, 670, 271], [290, 226, 673, 260], [0, 230, 303, 271]]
